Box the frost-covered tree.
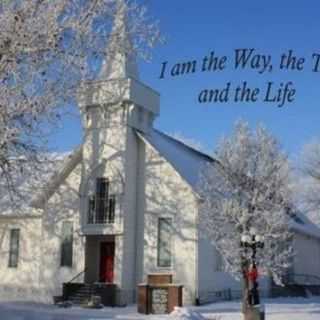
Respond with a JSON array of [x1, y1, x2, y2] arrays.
[[0, 0, 161, 193], [198, 121, 293, 288], [300, 140, 320, 224]]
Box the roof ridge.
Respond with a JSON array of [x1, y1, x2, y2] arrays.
[[153, 129, 215, 162]]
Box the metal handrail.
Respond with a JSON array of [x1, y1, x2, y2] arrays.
[[88, 196, 116, 224], [67, 268, 87, 284]]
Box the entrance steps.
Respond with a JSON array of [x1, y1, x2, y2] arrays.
[[62, 283, 117, 306], [68, 284, 93, 305]]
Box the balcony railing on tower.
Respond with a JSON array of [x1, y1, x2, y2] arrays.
[[87, 195, 116, 224]]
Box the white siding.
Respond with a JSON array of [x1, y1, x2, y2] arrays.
[[0, 216, 42, 300], [293, 232, 320, 279], [0, 162, 85, 303], [39, 162, 85, 299], [143, 142, 198, 305], [197, 237, 242, 299]]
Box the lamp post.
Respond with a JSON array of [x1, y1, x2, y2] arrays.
[[240, 227, 264, 307]]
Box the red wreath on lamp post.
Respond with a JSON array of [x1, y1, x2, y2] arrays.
[[241, 228, 264, 307], [247, 265, 259, 283]]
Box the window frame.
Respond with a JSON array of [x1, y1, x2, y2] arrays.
[[88, 177, 118, 224], [60, 221, 74, 268], [214, 247, 224, 272], [157, 217, 173, 268], [8, 228, 20, 268]]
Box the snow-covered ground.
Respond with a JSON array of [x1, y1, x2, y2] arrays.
[[1, 297, 320, 320]]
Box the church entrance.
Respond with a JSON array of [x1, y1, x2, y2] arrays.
[[99, 242, 115, 283], [84, 235, 116, 284]]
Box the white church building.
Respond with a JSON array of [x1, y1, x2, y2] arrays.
[[1, 2, 320, 306]]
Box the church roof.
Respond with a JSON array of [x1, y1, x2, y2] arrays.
[[138, 129, 215, 191], [30, 146, 82, 208], [0, 147, 82, 215], [1, 128, 320, 241], [289, 211, 320, 240], [139, 129, 320, 239]]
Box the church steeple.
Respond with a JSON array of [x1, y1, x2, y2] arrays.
[[78, 0, 159, 133], [99, 0, 139, 80]]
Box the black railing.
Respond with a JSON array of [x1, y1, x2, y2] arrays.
[[88, 196, 116, 224], [284, 273, 320, 286], [67, 268, 87, 284], [197, 289, 270, 305]]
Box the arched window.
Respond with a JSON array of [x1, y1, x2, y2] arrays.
[[88, 178, 116, 224]]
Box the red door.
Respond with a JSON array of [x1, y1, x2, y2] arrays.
[[100, 242, 115, 283]]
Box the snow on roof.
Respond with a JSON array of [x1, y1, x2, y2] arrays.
[[31, 146, 82, 208], [0, 147, 82, 215], [140, 129, 320, 240], [289, 211, 320, 240], [138, 129, 215, 190], [1, 127, 319, 240]]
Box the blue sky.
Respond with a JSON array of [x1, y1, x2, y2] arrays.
[[51, 0, 320, 161]]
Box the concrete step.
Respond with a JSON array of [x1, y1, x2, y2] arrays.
[[74, 289, 92, 294], [70, 296, 90, 302], [73, 294, 91, 298], [63, 282, 117, 307]]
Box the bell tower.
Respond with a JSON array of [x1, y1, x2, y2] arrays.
[[78, 0, 159, 136], [78, 0, 160, 304]]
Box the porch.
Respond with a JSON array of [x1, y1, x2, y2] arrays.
[[84, 235, 116, 284], [63, 234, 120, 306], [62, 283, 117, 306]]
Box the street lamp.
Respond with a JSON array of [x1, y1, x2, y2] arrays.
[[240, 228, 264, 306]]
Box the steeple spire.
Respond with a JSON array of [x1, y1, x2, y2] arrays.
[[99, 0, 139, 80]]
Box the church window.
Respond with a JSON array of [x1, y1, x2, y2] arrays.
[[138, 107, 144, 124], [60, 221, 73, 267], [157, 218, 173, 267], [88, 195, 96, 224], [108, 195, 116, 223], [8, 229, 20, 268], [96, 178, 109, 223], [214, 248, 224, 272], [148, 112, 154, 127], [88, 178, 116, 224], [96, 177, 109, 198]]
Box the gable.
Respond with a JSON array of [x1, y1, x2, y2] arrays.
[[31, 146, 83, 209], [137, 129, 215, 192]]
